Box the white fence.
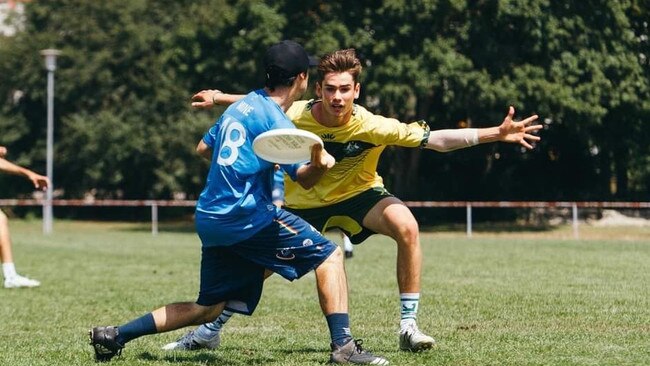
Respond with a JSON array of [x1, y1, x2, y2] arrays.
[[1, 199, 648, 238]]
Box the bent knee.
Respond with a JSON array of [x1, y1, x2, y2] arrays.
[[319, 246, 343, 268], [196, 303, 225, 323], [326, 246, 343, 262], [394, 219, 420, 245]]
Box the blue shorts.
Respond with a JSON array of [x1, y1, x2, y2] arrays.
[[196, 209, 337, 315]]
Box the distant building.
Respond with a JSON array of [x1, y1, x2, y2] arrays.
[[0, 0, 29, 36]]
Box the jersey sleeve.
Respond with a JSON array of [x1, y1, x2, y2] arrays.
[[202, 123, 219, 148], [286, 100, 309, 121], [367, 113, 430, 148], [278, 162, 300, 181]]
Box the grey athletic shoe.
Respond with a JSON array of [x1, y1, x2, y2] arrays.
[[399, 323, 435, 351], [89, 326, 123, 362], [161, 330, 220, 351], [330, 339, 389, 365]]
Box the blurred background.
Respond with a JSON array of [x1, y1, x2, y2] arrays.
[[0, 0, 648, 223]]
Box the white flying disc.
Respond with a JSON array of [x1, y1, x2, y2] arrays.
[[253, 128, 323, 164]]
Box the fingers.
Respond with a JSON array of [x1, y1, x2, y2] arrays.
[[191, 101, 211, 108], [525, 124, 543, 132], [33, 178, 48, 190], [190, 90, 215, 109], [310, 143, 322, 164], [520, 114, 539, 125], [520, 140, 533, 149], [310, 144, 334, 169], [507, 106, 515, 120], [524, 134, 541, 141], [324, 154, 335, 168], [191, 90, 209, 101]]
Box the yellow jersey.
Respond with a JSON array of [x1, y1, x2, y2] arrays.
[[284, 100, 430, 209]]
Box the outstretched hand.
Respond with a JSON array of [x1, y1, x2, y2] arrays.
[[27, 172, 49, 191], [190, 89, 222, 109], [0, 146, 6, 158], [498, 106, 542, 149]]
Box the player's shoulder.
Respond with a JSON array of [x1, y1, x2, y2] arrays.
[[293, 99, 312, 109], [287, 99, 312, 118], [351, 103, 394, 127], [351, 103, 374, 120]]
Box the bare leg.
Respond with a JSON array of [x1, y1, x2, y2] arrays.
[[362, 196, 434, 350], [362, 197, 421, 293], [314, 246, 348, 314], [151, 302, 226, 332], [0, 210, 14, 263]]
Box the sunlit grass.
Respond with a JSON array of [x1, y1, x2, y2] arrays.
[[0, 219, 647, 365]]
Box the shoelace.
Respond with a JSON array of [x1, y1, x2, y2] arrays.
[[353, 339, 365, 354], [402, 323, 420, 335], [180, 331, 196, 347]]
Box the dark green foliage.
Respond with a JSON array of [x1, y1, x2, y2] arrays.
[[0, 0, 648, 204]]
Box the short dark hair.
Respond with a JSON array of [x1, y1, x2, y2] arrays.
[[265, 66, 299, 90]]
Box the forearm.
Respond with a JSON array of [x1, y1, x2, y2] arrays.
[[295, 164, 327, 190], [477, 126, 502, 144], [0, 158, 32, 177], [196, 140, 213, 161], [215, 92, 244, 106], [424, 129, 480, 152]]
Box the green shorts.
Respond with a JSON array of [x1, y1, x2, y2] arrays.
[[284, 187, 393, 244]]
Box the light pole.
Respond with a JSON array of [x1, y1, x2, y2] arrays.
[[40, 49, 61, 235]]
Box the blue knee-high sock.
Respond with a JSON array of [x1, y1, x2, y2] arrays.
[[326, 313, 352, 347], [116, 313, 156, 345]]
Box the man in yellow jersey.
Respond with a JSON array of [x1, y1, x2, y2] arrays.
[[165, 49, 541, 352]]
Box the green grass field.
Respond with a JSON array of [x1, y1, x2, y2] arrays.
[[0, 219, 648, 366]]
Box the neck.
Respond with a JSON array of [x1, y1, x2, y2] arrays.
[[264, 87, 296, 112], [312, 102, 351, 128]]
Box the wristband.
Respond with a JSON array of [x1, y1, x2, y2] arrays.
[[468, 128, 479, 146]]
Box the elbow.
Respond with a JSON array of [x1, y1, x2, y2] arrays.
[[425, 144, 452, 153], [196, 142, 212, 160]]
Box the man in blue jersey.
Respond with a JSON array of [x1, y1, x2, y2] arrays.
[[163, 49, 541, 354], [88, 40, 388, 365]]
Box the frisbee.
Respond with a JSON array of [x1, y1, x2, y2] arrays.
[[253, 128, 323, 164]]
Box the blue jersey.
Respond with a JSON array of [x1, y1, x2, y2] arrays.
[[197, 89, 300, 246], [271, 169, 285, 203]]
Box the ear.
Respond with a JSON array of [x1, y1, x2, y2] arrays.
[[315, 81, 322, 98], [354, 82, 361, 100]]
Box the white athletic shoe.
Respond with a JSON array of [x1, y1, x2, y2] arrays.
[[399, 323, 435, 351], [162, 330, 220, 351], [4, 275, 40, 289]]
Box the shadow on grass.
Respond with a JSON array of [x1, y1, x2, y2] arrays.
[[137, 346, 328, 365], [118, 221, 197, 234], [421, 222, 556, 233], [138, 351, 226, 365]]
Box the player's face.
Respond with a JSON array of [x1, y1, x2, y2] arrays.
[[316, 72, 360, 119]]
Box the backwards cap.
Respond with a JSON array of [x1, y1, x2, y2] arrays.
[[264, 40, 318, 80]]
